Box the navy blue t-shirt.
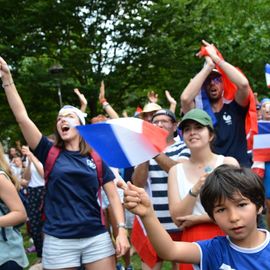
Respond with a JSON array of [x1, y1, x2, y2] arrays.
[[34, 136, 115, 239], [213, 101, 251, 167]]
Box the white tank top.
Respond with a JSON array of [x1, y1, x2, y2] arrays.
[[175, 155, 224, 215]]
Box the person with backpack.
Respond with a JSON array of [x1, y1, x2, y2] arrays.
[[0, 57, 129, 270], [0, 142, 29, 270]]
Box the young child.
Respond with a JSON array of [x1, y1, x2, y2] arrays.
[[119, 164, 270, 269]]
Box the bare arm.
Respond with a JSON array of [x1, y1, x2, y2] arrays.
[[119, 182, 201, 264], [181, 56, 214, 114], [0, 175, 27, 227], [103, 181, 130, 257], [154, 153, 178, 173], [21, 145, 44, 178], [131, 161, 149, 187], [99, 81, 119, 119], [168, 165, 200, 221], [0, 57, 42, 150], [74, 88, 87, 113], [165, 90, 177, 113], [23, 161, 32, 181]]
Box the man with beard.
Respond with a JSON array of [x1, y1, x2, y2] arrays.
[[181, 40, 251, 167]]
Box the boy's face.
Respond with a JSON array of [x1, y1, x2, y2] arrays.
[[212, 192, 262, 247]]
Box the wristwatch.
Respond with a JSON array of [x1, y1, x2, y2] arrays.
[[117, 223, 127, 229]]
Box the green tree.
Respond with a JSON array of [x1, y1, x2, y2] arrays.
[[0, 0, 269, 143]]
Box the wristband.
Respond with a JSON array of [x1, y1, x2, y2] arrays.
[[189, 188, 198, 198], [216, 59, 225, 66], [102, 102, 110, 109], [100, 98, 107, 105], [2, 81, 14, 88], [117, 223, 127, 229]]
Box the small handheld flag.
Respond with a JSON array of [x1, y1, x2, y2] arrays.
[[265, 64, 270, 88]]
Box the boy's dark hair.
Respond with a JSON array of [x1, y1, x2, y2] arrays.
[[200, 164, 265, 220]]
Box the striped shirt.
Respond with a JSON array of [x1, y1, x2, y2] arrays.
[[148, 140, 190, 232]]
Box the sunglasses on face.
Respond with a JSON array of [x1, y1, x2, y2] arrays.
[[205, 76, 222, 85]]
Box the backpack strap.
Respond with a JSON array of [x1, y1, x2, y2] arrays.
[[41, 146, 61, 220], [90, 150, 105, 226], [44, 146, 61, 183]]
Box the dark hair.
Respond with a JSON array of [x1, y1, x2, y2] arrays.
[[200, 164, 265, 220]]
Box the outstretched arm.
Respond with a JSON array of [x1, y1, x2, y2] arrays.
[[154, 153, 178, 173], [118, 181, 201, 264], [131, 161, 149, 187], [0, 57, 42, 150], [99, 80, 119, 119]]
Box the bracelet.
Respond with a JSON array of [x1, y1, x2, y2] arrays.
[[100, 98, 107, 105], [117, 223, 127, 229], [102, 102, 110, 109], [216, 59, 225, 66], [189, 188, 198, 198], [2, 81, 14, 88]]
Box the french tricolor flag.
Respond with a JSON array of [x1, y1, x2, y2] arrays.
[[77, 117, 168, 168], [253, 120, 270, 163], [266, 63, 270, 88], [253, 134, 270, 162], [195, 87, 217, 126], [252, 120, 270, 177]]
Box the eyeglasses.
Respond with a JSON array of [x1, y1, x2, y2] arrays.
[[152, 119, 172, 125], [205, 76, 222, 85]]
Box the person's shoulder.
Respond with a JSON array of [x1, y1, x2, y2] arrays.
[[223, 156, 239, 167], [197, 235, 228, 250]]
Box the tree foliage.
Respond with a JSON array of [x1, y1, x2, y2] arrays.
[[0, 0, 269, 144]]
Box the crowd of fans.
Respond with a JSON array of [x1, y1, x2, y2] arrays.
[[0, 40, 270, 270]]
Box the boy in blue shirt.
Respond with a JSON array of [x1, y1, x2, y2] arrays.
[[119, 164, 270, 269]]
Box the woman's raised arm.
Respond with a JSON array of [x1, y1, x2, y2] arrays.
[[0, 57, 42, 150]]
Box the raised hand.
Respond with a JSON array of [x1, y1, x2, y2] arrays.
[[147, 90, 158, 103], [165, 90, 176, 105], [74, 88, 87, 112], [117, 181, 153, 218], [99, 80, 106, 103]]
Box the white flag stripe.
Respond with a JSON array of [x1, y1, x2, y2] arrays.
[[253, 134, 270, 149]]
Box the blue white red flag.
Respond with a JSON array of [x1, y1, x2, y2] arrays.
[[77, 117, 168, 168], [253, 120, 270, 162], [195, 88, 217, 126], [258, 120, 270, 134], [265, 63, 270, 88]]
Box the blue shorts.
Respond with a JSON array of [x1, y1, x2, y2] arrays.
[[42, 232, 115, 269]]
